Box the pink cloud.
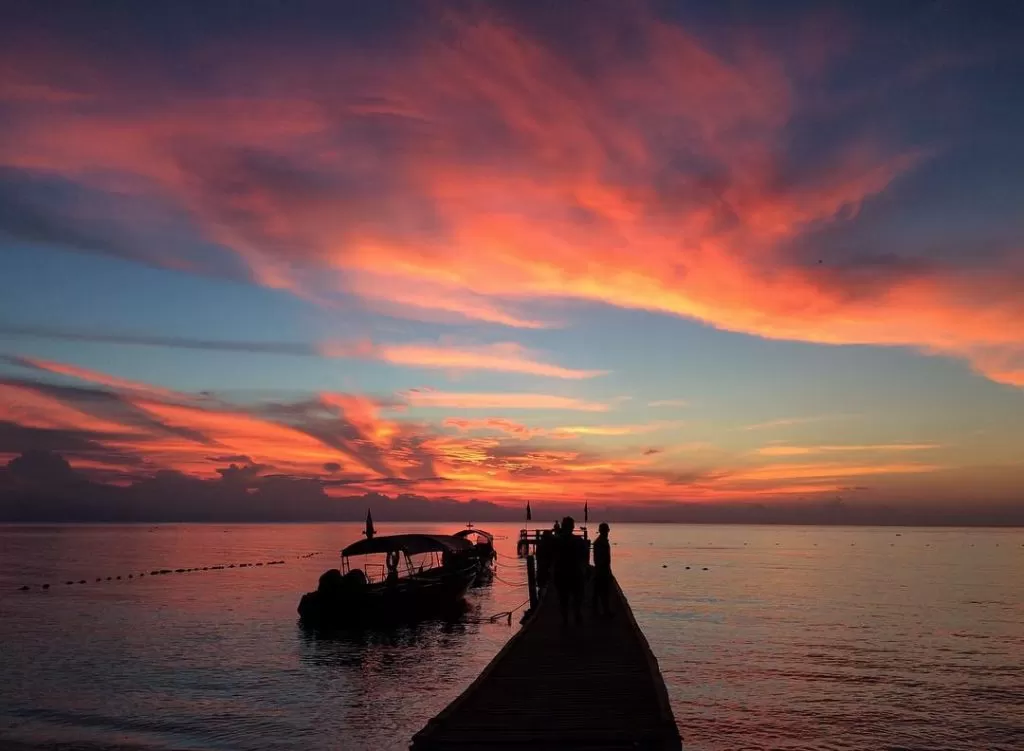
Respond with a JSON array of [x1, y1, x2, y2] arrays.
[[0, 8, 1020, 386], [402, 390, 609, 412]]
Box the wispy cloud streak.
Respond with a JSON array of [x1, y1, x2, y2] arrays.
[[0, 7, 1020, 384]]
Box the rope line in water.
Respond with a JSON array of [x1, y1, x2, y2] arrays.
[[491, 572, 530, 587], [14, 551, 324, 592], [462, 597, 532, 625]]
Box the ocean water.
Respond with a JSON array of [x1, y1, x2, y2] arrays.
[[0, 523, 1021, 751]]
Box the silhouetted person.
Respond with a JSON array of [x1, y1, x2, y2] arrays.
[[386, 550, 400, 585], [537, 529, 555, 589], [554, 515, 585, 626], [592, 522, 612, 615]]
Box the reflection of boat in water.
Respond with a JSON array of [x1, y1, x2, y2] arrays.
[[298, 533, 478, 628], [453, 526, 496, 575]]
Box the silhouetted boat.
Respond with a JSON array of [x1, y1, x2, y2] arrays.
[[454, 526, 496, 565], [298, 533, 478, 627]]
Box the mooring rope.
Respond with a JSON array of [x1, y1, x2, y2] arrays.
[[491, 571, 529, 588], [462, 597, 532, 625]]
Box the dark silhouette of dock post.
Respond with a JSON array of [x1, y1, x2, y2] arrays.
[[525, 553, 539, 609]]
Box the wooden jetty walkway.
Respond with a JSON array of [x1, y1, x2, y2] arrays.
[[411, 572, 681, 750]]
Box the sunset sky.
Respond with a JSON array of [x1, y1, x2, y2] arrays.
[[1, 1, 1022, 519]]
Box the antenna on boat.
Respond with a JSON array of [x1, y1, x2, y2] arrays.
[[364, 508, 376, 539]]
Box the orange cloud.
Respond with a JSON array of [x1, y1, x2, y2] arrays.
[[443, 417, 542, 439], [318, 339, 601, 378], [0, 383, 138, 435], [757, 443, 940, 456], [402, 390, 609, 412], [13, 356, 178, 400], [737, 416, 847, 432], [375, 342, 604, 379], [0, 356, 994, 506], [1, 9, 1021, 387], [731, 462, 941, 482], [551, 421, 684, 437], [441, 417, 681, 439]]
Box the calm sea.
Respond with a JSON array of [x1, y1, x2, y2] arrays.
[[0, 523, 1021, 751]]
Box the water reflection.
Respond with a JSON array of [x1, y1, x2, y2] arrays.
[[1, 523, 1021, 751], [297, 614, 474, 668]]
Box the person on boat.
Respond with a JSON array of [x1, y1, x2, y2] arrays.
[[386, 550, 401, 585], [592, 522, 612, 616], [553, 516, 585, 626]]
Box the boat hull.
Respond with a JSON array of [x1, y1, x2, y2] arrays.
[[298, 564, 477, 628]]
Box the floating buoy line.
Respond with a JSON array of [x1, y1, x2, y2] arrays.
[[14, 551, 323, 592]]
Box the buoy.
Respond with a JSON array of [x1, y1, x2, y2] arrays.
[[662, 564, 667, 568], [702, 567, 709, 571], [96, 577, 102, 582], [128, 574, 133, 578], [685, 566, 690, 570], [203, 567, 209, 571], [139, 573, 146, 577], [19, 585, 29, 591], [228, 564, 236, 568], [78, 579, 86, 584], [116, 576, 121, 580], [42, 584, 50, 590], [106, 576, 112, 581], [175, 568, 185, 573]]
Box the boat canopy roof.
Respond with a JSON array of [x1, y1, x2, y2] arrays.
[[454, 528, 494, 544], [342, 533, 474, 558]]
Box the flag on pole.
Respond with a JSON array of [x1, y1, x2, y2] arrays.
[[526, 501, 532, 521], [584, 500, 589, 524], [364, 508, 376, 539]]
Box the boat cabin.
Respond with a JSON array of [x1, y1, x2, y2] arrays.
[[341, 533, 475, 584]]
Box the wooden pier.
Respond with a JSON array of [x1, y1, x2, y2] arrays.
[[411, 572, 681, 750]]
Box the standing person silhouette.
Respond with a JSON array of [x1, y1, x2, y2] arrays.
[[554, 516, 585, 626], [592, 522, 612, 616]]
